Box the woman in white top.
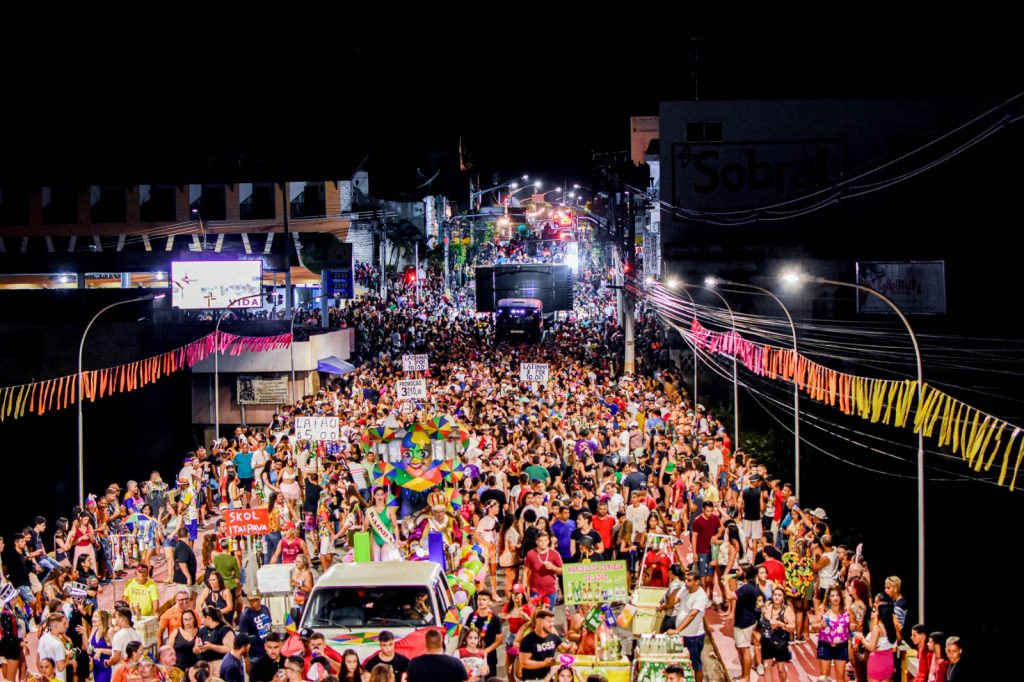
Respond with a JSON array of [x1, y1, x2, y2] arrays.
[[863, 593, 898, 682]]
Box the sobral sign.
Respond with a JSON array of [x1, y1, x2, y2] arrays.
[[674, 140, 846, 209]]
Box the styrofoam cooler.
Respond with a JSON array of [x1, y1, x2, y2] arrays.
[[631, 586, 668, 634]]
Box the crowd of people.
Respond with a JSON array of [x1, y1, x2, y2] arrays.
[[0, 255, 971, 682]]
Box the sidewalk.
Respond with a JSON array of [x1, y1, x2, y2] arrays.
[[704, 606, 822, 682]]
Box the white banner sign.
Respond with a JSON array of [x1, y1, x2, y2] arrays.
[[294, 416, 339, 441], [402, 354, 430, 372], [856, 261, 946, 315], [395, 379, 428, 400], [520, 363, 550, 382], [236, 376, 290, 405]]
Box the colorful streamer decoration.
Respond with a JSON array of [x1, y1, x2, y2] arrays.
[[0, 331, 292, 423], [683, 317, 1024, 490]]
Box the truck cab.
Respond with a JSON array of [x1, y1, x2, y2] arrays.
[[298, 562, 457, 661], [495, 297, 543, 342]]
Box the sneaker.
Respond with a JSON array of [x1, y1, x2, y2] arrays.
[[755, 664, 764, 676]]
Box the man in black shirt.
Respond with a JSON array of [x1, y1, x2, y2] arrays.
[[479, 479, 507, 522], [172, 526, 197, 586], [729, 566, 761, 682], [567, 493, 586, 523], [569, 512, 605, 563], [250, 633, 286, 682], [362, 630, 410, 679], [463, 592, 503, 674], [739, 475, 765, 556], [518, 609, 564, 680], [520, 509, 540, 557], [406, 629, 467, 681]]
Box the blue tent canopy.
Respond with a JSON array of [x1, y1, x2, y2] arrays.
[[317, 356, 355, 375]]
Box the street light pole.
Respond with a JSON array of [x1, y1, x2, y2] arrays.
[[698, 282, 740, 451], [666, 279, 699, 409], [191, 208, 206, 251], [78, 293, 164, 505], [712, 278, 801, 497], [814, 275, 926, 622]]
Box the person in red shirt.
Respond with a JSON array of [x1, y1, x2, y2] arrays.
[[523, 532, 563, 611], [689, 502, 723, 597], [910, 624, 932, 682], [591, 500, 615, 551], [302, 631, 344, 676], [758, 545, 786, 585], [770, 480, 788, 536], [643, 542, 674, 588]]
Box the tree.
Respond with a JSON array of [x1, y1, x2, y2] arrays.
[[383, 218, 426, 269]]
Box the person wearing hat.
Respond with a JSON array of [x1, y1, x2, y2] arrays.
[[238, 592, 272, 661], [408, 491, 464, 567], [219, 633, 251, 682], [122, 563, 160, 617]]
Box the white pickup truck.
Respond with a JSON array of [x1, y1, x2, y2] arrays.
[[298, 562, 459, 661]]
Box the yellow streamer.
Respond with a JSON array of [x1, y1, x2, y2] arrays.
[[998, 428, 1021, 486], [1009, 438, 1024, 492], [965, 414, 990, 469], [975, 419, 999, 472]]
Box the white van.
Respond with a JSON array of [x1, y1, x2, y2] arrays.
[[298, 562, 458, 660]]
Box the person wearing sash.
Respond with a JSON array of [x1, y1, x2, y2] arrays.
[[363, 486, 401, 561]]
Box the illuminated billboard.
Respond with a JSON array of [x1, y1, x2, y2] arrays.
[[170, 260, 263, 309]]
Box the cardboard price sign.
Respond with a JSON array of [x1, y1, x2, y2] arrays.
[[395, 379, 428, 400], [225, 508, 270, 536], [402, 354, 430, 372], [294, 416, 340, 441], [520, 363, 550, 382]]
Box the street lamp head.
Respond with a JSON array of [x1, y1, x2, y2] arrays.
[[781, 270, 805, 286], [666, 278, 680, 289], [521, 174, 529, 181], [645, 276, 654, 285], [704, 276, 718, 287], [573, 183, 581, 189], [534, 181, 542, 189], [510, 182, 519, 189]]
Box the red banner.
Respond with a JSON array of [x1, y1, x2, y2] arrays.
[[224, 508, 270, 536]]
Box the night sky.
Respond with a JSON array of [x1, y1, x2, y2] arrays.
[[3, 24, 1018, 187]]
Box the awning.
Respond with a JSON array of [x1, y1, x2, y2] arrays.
[[317, 355, 355, 375]]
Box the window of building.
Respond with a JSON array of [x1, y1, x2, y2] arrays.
[[240, 182, 276, 220], [686, 121, 723, 142], [189, 184, 227, 221], [42, 186, 79, 224], [90, 186, 128, 223], [289, 181, 326, 218], [140, 184, 177, 222], [0, 186, 30, 225]]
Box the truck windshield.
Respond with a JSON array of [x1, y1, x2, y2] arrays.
[[302, 587, 436, 628]]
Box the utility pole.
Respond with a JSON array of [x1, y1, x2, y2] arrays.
[[380, 221, 388, 300], [623, 191, 637, 375], [443, 221, 450, 293], [283, 178, 293, 319]]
